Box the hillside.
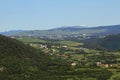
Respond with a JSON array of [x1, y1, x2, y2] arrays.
[[0, 35, 70, 80], [0, 35, 46, 79], [83, 34, 120, 51], [99, 34, 120, 51]]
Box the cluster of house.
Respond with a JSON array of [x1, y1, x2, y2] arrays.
[[70, 61, 113, 68], [56, 54, 70, 58], [39, 44, 47, 48], [38, 44, 68, 49], [96, 62, 113, 68]]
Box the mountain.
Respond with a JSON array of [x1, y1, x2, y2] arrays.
[[91, 25, 120, 35], [49, 26, 87, 31], [1, 25, 120, 37], [0, 30, 24, 35], [0, 35, 70, 80]]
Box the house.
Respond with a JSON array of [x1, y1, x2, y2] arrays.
[[52, 49, 56, 52], [39, 44, 47, 48], [104, 64, 109, 68], [0, 67, 4, 72], [71, 62, 77, 66], [110, 64, 113, 67], [10, 36, 16, 39], [96, 62, 102, 66], [96, 62, 112, 68], [62, 45, 68, 48]]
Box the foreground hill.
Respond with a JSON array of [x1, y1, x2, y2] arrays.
[[0, 35, 69, 80], [1, 25, 120, 37], [0, 35, 46, 79]]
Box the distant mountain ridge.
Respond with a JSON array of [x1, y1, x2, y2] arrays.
[[1, 25, 120, 37], [49, 26, 87, 31], [0, 30, 25, 35]]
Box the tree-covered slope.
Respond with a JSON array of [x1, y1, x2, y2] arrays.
[[99, 34, 120, 51], [0, 35, 55, 80], [83, 34, 120, 51]]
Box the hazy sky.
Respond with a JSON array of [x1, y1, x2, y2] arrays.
[[0, 0, 120, 31]]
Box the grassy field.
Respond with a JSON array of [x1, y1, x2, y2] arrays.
[[56, 41, 84, 47], [17, 37, 46, 43]]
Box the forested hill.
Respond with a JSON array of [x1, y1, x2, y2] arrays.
[[0, 35, 66, 80], [83, 34, 120, 51], [0, 35, 43, 79], [99, 34, 120, 51]]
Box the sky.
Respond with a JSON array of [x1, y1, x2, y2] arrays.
[[0, 0, 120, 32]]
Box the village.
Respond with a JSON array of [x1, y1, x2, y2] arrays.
[[10, 36, 119, 69], [28, 41, 116, 68]]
